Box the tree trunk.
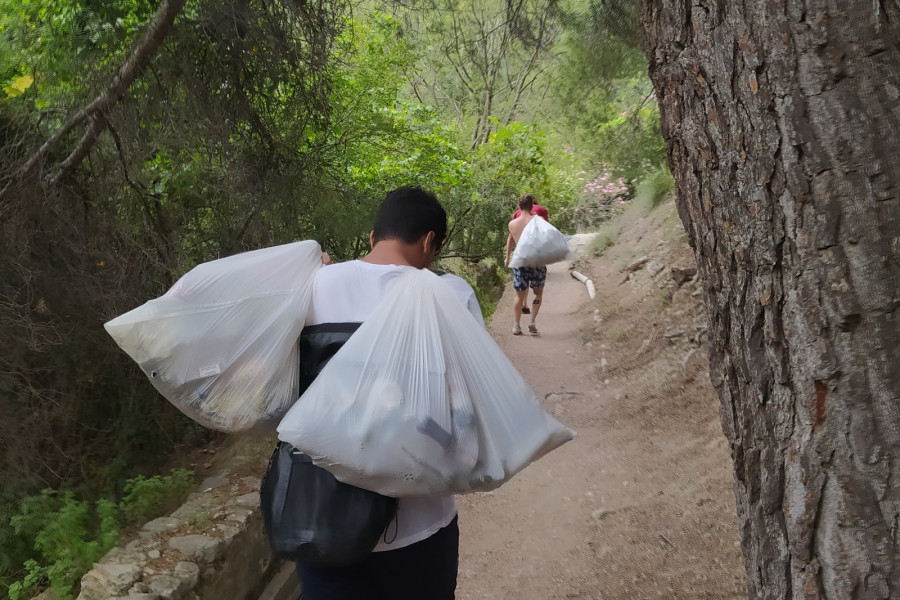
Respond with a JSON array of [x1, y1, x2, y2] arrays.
[[640, 2, 899, 598]]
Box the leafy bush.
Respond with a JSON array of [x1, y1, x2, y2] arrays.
[[7, 492, 118, 600], [635, 164, 675, 212], [119, 469, 194, 526], [592, 94, 667, 183], [567, 168, 632, 232], [2, 469, 194, 600]]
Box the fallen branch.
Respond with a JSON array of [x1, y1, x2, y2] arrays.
[[0, 0, 186, 198], [570, 270, 596, 300]]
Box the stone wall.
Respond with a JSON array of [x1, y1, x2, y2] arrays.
[[75, 438, 300, 600]]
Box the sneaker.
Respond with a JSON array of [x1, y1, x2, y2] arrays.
[[521, 307, 530, 314], [512, 325, 523, 335], [528, 322, 538, 334]]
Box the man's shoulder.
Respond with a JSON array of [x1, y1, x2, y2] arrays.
[[438, 271, 475, 292], [437, 272, 483, 325], [438, 271, 478, 303], [316, 259, 359, 279]]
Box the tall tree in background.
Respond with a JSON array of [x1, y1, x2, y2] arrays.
[[641, 1, 899, 598], [553, 0, 662, 181], [402, 0, 561, 148]]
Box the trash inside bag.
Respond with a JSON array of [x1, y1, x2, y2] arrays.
[[105, 241, 323, 433], [508, 216, 572, 268], [277, 268, 574, 496]]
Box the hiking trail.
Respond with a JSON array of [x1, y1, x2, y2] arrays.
[[456, 204, 747, 599]]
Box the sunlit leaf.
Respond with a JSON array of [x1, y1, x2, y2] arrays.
[[10, 74, 34, 92]]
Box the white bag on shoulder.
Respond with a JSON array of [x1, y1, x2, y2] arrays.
[[276, 268, 574, 496], [105, 241, 323, 433], [508, 216, 572, 268]]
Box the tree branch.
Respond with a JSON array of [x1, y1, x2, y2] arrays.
[[0, 0, 187, 198]]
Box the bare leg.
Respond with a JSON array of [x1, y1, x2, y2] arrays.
[[531, 287, 544, 322], [514, 289, 528, 327]]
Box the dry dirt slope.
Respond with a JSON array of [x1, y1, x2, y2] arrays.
[[457, 201, 748, 599]]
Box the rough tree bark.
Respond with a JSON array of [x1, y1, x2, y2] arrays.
[[641, 2, 899, 598]]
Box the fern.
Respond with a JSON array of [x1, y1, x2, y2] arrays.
[[5, 469, 192, 600]]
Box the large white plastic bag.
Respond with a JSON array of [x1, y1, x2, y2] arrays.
[[277, 268, 574, 496], [508, 216, 572, 268], [104, 241, 323, 433]]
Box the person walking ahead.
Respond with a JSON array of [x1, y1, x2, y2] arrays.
[[505, 194, 547, 335], [512, 201, 548, 316]]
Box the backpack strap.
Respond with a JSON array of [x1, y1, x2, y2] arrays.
[[298, 322, 362, 395]]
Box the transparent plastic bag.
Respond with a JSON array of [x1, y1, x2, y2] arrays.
[[105, 241, 323, 433], [508, 216, 572, 268], [277, 268, 574, 496]]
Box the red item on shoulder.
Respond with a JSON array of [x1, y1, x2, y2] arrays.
[[514, 204, 549, 221]]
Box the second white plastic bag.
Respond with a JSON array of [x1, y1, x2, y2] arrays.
[[508, 216, 572, 268], [105, 241, 323, 433], [277, 268, 574, 496]]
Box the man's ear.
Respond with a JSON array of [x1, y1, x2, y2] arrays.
[[369, 231, 375, 249], [423, 231, 436, 254]]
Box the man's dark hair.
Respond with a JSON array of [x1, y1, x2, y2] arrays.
[[518, 194, 535, 211], [372, 187, 447, 251]]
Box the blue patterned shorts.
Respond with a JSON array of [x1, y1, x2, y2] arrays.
[[512, 266, 547, 291]]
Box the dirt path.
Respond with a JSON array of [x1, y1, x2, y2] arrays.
[[456, 209, 747, 599]]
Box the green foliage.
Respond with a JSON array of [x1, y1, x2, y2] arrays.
[[2, 469, 194, 600], [635, 164, 675, 212], [2, 75, 33, 98], [0, 0, 339, 535], [119, 469, 194, 526], [394, 0, 563, 148], [311, 13, 473, 258], [474, 122, 547, 192], [550, 0, 664, 185], [0, 0, 157, 111], [6, 491, 118, 600], [593, 97, 667, 183]]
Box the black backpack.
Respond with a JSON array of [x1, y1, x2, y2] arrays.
[[260, 322, 398, 566]]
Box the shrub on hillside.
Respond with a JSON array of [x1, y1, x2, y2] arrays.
[[2, 469, 195, 600], [635, 165, 675, 211]]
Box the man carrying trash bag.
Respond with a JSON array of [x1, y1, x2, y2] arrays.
[[273, 187, 483, 600], [512, 199, 549, 320], [505, 194, 547, 335], [104, 186, 572, 598]]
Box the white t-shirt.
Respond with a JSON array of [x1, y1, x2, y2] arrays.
[[305, 260, 484, 551]]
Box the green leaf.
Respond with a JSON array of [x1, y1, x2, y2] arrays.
[[4, 74, 34, 97]]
